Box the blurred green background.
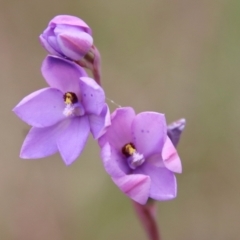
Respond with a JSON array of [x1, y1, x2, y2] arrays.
[[1, 0, 240, 239]]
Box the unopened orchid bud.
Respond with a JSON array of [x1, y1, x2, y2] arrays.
[[40, 15, 93, 61]]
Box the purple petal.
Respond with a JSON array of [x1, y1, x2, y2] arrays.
[[13, 88, 65, 128], [99, 107, 136, 149], [89, 104, 111, 139], [162, 137, 182, 173], [79, 77, 105, 115], [132, 112, 167, 158], [49, 15, 92, 35], [112, 174, 151, 205], [101, 142, 129, 178], [47, 36, 63, 54], [137, 163, 177, 201], [41, 55, 87, 97], [39, 34, 60, 56], [40, 26, 63, 55], [147, 153, 165, 168], [20, 124, 60, 159], [57, 116, 90, 165], [56, 25, 93, 61]]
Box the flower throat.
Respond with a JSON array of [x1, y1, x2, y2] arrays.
[[122, 143, 145, 170]]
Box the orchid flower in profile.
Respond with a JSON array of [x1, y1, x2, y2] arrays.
[[13, 55, 110, 165], [99, 107, 182, 205]]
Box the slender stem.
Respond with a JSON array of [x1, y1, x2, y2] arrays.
[[132, 200, 161, 240], [76, 45, 102, 86], [91, 45, 101, 86]]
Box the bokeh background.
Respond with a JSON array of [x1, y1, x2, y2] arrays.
[[1, 0, 240, 239]]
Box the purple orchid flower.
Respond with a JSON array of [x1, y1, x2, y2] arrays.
[[13, 55, 110, 165], [99, 107, 182, 205], [40, 15, 93, 61]]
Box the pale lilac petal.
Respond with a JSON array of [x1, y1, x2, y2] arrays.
[[137, 164, 177, 201], [56, 25, 93, 61], [112, 174, 151, 205], [49, 15, 92, 35], [89, 104, 111, 139], [39, 34, 60, 56], [41, 55, 87, 97], [132, 112, 167, 158], [147, 153, 165, 168], [47, 36, 62, 54], [79, 77, 105, 115], [20, 124, 60, 159], [40, 27, 63, 54], [13, 88, 65, 128], [101, 142, 129, 177], [57, 116, 90, 165], [162, 137, 182, 173], [98, 107, 135, 149]]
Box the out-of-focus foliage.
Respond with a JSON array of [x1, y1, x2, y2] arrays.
[[1, 0, 240, 239]]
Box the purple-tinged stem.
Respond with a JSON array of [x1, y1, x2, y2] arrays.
[[132, 200, 160, 240], [76, 45, 102, 86]]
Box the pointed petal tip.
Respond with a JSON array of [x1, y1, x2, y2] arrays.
[[61, 157, 76, 166], [57, 117, 90, 166], [168, 118, 186, 131], [19, 150, 36, 160], [20, 146, 30, 159], [58, 146, 80, 166], [19, 153, 29, 159], [162, 193, 177, 201], [12, 106, 17, 113], [177, 118, 186, 131]]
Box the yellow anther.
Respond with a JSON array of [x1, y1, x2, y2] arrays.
[[125, 144, 136, 155], [63, 92, 78, 104], [122, 143, 136, 157]]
